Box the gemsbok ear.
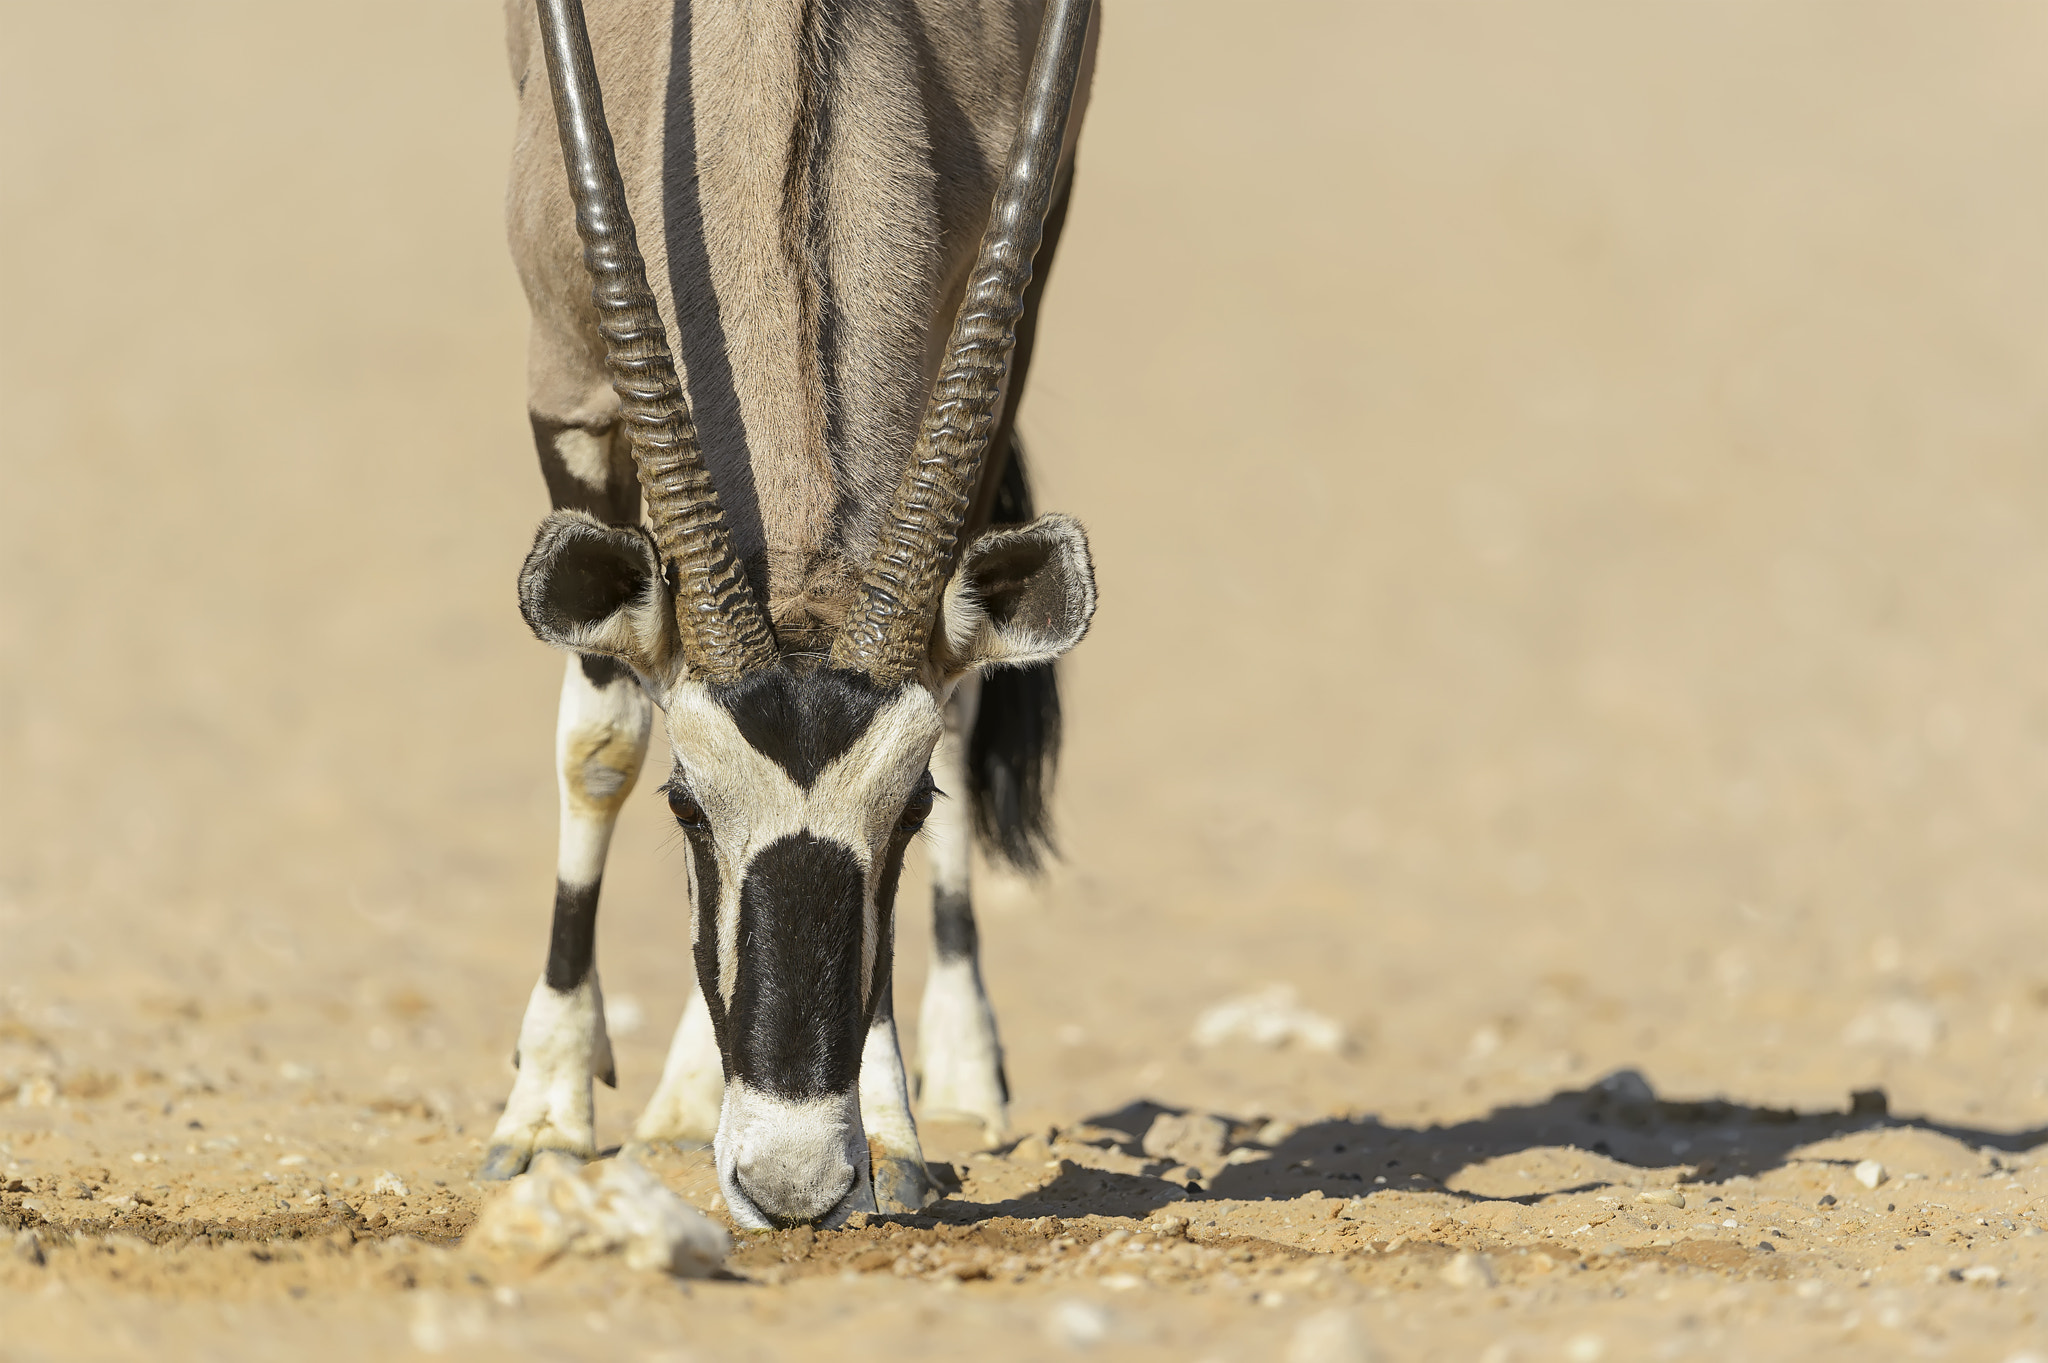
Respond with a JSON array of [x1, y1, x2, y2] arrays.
[[932, 513, 1097, 679], [518, 511, 681, 687]]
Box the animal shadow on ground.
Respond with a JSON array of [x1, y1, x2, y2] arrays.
[[925, 1071, 2048, 1225]]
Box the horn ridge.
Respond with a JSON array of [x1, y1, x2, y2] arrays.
[[534, 0, 778, 682], [831, 0, 1094, 682]]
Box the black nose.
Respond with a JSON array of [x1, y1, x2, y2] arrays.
[[728, 834, 868, 1098]]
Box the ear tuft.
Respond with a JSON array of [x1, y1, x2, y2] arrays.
[[518, 511, 679, 683], [933, 513, 1097, 678]]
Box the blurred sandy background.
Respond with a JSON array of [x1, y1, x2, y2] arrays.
[[4, 2, 2047, 1357]]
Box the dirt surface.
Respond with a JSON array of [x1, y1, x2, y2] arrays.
[[4, 2, 2048, 1359]]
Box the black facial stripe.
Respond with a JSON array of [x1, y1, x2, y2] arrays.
[[710, 667, 898, 787], [544, 878, 601, 992], [578, 653, 633, 689], [867, 834, 912, 1034], [932, 886, 977, 963], [684, 831, 732, 1073], [728, 834, 866, 1099]]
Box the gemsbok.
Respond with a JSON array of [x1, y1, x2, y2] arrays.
[[483, 0, 1100, 1229]]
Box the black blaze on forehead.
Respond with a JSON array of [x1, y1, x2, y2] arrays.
[[709, 667, 900, 787], [729, 833, 866, 1099]]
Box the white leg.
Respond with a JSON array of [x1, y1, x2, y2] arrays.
[[916, 676, 1009, 1138], [862, 1000, 937, 1212], [633, 982, 725, 1146], [483, 655, 650, 1179]]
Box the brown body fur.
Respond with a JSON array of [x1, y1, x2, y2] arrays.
[[504, 0, 1095, 643]]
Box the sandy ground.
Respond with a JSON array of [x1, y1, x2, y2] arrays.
[[5, 1, 2048, 1359]]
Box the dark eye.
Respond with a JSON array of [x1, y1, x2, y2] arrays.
[[667, 787, 708, 830], [898, 780, 937, 833]]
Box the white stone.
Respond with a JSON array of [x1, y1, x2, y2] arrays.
[[1141, 1111, 1229, 1168], [605, 993, 645, 1037], [1442, 1252, 1497, 1289], [372, 1171, 409, 1197], [1853, 1160, 1887, 1190], [467, 1152, 727, 1277], [1842, 998, 1943, 1056], [1286, 1308, 1375, 1363], [1637, 1188, 1686, 1209], [1191, 985, 1347, 1054], [1960, 1264, 2002, 1287], [1045, 1299, 1111, 1348]]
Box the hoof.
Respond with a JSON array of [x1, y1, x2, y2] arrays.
[[872, 1156, 941, 1214], [478, 1143, 533, 1181], [478, 1142, 589, 1182]]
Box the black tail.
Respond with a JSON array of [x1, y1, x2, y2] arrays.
[[967, 436, 1062, 874]]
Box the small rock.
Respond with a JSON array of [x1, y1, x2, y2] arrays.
[[1637, 1188, 1686, 1210], [12, 1231, 45, 1266], [605, 993, 645, 1037], [372, 1171, 409, 1197], [1854, 1160, 1887, 1190], [1959, 1264, 2002, 1287], [1009, 1133, 1051, 1164], [1141, 1111, 1229, 1169], [1146, 1213, 1188, 1238], [1191, 985, 1347, 1054], [1286, 1308, 1375, 1363], [1256, 1118, 1298, 1146], [1843, 999, 1943, 1056], [1442, 1252, 1497, 1289], [467, 1152, 727, 1276], [1044, 1299, 1110, 1348]]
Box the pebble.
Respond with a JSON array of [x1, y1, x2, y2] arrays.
[[1854, 1160, 1888, 1190], [1141, 1111, 1229, 1168], [1637, 1188, 1686, 1210], [1959, 1265, 2002, 1287], [1190, 985, 1346, 1054], [372, 1172, 409, 1197], [1044, 1299, 1110, 1348], [1442, 1252, 1498, 1289], [1285, 1309, 1374, 1363]]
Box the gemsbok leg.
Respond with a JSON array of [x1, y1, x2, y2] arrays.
[[915, 674, 1010, 1137], [482, 411, 651, 1179]]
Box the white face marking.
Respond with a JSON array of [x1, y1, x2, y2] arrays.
[[661, 679, 943, 1015], [655, 671, 943, 1225]]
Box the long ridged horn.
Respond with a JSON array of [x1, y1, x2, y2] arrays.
[[535, 0, 778, 682], [830, 0, 1093, 682]]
